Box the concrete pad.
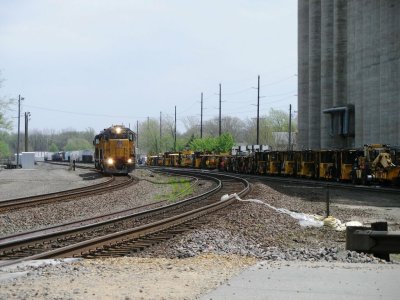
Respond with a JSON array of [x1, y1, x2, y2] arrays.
[[201, 261, 400, 300]]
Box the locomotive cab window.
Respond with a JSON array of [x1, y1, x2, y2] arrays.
[[110, 132, 127, 139]]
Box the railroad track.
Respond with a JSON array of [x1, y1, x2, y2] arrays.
[[0, 171, 201, 245], [236, 172, 400, 206], [0, 169, 249, 266], [0, 175, 135, 212], [42, 161, 95, 170]]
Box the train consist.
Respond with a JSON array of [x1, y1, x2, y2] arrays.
[[93, 125, 136, 174], [50, 150, 94, 163], [147, 144, 400, 186]]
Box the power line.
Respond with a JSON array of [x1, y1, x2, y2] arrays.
[[24, 104, 149, 119]]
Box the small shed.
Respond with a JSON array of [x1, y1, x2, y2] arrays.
[[21, 152, 35, 169]]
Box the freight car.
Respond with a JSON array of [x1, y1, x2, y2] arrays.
[[81, 150, 94, 163], [93, 125, 136, 174], [51, 151, 65, 161], [150, 144, 400, 186]]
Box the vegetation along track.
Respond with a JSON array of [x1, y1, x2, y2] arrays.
[[0, 169, 249, 266], [0, 175, 136, 212]]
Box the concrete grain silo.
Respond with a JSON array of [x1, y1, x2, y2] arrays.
[[297, 0, 310, 149], [297, 0, 400, 149]]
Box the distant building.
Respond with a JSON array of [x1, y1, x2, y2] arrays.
[[298, 0, 400, 149]]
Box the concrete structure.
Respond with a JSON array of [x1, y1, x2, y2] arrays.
[[298, 0, 400, 149], [20, 152, 35, 169], [201, 261, 400, 300]]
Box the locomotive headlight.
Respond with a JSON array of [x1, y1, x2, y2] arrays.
[[107, 158, 114, 165], [127, 158, 132, 163]]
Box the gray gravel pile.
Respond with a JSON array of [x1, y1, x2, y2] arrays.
[[135, 182, 397, 264], [141, 228, 385, 264]]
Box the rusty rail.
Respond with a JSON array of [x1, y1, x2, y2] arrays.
[[0, 171, 248, 266]]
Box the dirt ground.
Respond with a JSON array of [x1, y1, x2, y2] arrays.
[[1, 172, 399, 299], [0, 254, 257, 300]]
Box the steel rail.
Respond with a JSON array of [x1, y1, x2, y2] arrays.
[[235, 172, 400, 195], [0, 176, 137, 211], [0, 173, 203, 247], [0, 172, 221, 264], [24, 173, 249, 259], [42, 161, 95, 170], [0, 173, 200, 245], [0, 172, 248, 266]]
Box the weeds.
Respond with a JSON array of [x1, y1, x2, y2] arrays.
[[154, 178, 194, 202]]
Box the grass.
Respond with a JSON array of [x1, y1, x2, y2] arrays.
[[154, 178, 194, 202]]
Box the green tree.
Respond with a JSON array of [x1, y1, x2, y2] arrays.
[[190, 136, 217, 152], [215, 133, 235, 153], [0, 99, 13, 131], [138, 118, 161, 154], [81, 128, 96, 143], [49, 143, 59, 152], [64, 138, 92, 151], [243, 108, 297, 148], [0, 140, 10, 158], [0, 72, 14, 131], [189, 133, 234, 153]]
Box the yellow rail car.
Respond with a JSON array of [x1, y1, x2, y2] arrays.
[[282, 151, 297, 176], [351, 144, 400, 185], [93, 125, 136, 174], [267, 151, 282, 175], [146, 145, 400, 187], [318, 150, 335, 179], [297, 150, 316, 178], [254, 152, 267, 175], [337, 149, 363, 181], [180, 150, 194, 167]]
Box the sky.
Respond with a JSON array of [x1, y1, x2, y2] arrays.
[[0, 0, 297, 134]]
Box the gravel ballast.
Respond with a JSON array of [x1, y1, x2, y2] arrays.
[[1, 165, 399, 299], [0, 166, 211, 236]]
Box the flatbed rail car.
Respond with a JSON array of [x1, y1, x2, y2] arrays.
[[350, 144, 400, 185], [93, 125, 136, 175], [148, 145, 400, 186]]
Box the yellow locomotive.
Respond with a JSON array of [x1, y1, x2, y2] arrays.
[[93, 125, 136, 174]]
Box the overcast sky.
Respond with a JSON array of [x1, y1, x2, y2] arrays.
[[0, 0, 297, 134]]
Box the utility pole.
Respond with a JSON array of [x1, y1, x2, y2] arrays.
[[136, 120, 139, 150], [288, 104, 292, 150], [174, 106, 177, 151], [16, 95, 24, 168], [200, 92, 203, 139], [219, 83, 222, 137], [159, 112, 162, 153], [257, 75, 260, 145], [147, 116, 150, 151], [24, 112, 31, 152]]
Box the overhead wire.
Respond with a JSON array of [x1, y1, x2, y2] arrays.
[[15, 72, 296, 129], [24, 104, 149, 120]]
